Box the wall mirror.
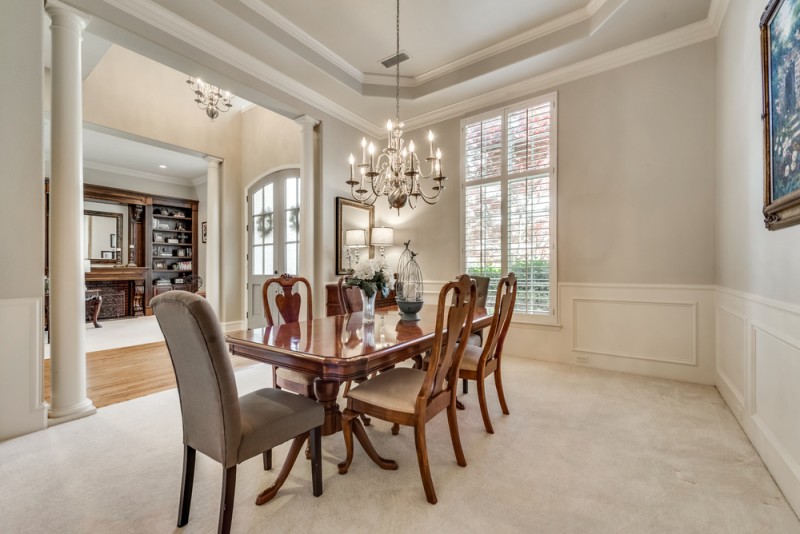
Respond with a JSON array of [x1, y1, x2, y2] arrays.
[[335, 197, 374, 275], [84, 210, 123, 265]]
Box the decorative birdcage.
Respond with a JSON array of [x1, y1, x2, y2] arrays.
[[396, 243, 424, 320]]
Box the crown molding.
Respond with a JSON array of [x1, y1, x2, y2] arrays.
[[191, 174, 207, 186], [103, 0, 384, 137], [403, 18, 717, 131], [413, 0, 611, 85], [708, 0, 731, 34], [238, 0, 364, 83], [83, 159, 196, 187]]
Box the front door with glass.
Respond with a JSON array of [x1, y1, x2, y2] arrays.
[[247, 169, 300, 329]]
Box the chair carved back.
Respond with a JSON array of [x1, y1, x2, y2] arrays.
[[419, 274, 476, 407], [262, 274, 313, 327], [481, 273, 518, 364], [337, 276, 363, 314], [151, 291, 241, 468]]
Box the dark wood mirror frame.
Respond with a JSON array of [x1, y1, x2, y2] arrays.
[[85, 209, 123, 265], [335, 197, 374, 275]]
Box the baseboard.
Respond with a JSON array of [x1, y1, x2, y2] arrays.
[[222, 320, 246, 333]]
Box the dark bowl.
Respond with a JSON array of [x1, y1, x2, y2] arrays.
[[397, 299, 424, 321]]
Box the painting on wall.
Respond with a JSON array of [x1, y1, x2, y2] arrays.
[[762, 0, 800, 229]]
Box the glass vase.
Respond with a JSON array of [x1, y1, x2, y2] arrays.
[[360, 289, 376, 324]]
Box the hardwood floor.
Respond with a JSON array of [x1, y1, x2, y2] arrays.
[[43, 342, 259, 408]]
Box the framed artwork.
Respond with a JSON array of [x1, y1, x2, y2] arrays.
[[762, 0, 800, 229], [202, 221, 207, 243]]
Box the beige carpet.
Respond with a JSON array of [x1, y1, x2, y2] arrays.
[[0, 358, 798, 533]]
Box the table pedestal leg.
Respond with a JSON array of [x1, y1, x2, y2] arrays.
[[313, 378, 342, 436]]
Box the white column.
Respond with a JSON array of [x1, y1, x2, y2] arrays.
[[46, 2, 95, 423], [295, 116, 319, 313], [204, 156, 222, 317]]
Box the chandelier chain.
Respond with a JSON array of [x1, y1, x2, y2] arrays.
[[395, 0, 400, 125]]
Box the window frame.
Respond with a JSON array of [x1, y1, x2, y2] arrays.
[[459, 92, 558, 325]]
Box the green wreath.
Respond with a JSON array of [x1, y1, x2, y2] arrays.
[[256, 211, 273, 239]]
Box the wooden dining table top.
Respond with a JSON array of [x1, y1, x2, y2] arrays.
[[226, 304, 491, 382]]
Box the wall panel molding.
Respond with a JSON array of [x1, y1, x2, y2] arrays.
[[572, 298, 697, 365], [715, 287, 800, 516]]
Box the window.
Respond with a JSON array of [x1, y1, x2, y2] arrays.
[[462, 93, 557, 322]]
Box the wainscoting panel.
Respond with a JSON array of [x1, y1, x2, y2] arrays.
[[498, 283, 716, 384], [752, 324, 800, 472], [716, 287, 800, 517], [573, 298, 697, 365], [715, 306, 746, 408], [0, 298, 46, 440]]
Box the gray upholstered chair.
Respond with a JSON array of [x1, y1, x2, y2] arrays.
[[151, 291, 324, 534]]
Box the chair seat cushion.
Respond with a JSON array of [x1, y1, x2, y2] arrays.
[[458, 343, 484, 372], [467, 332, 483, 347], [275, 367, 316, 385], [238, 388, 323, 462], [347, 367, 425, 414]]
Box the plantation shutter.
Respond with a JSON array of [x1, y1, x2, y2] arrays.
[[463, 96, 556, 319]]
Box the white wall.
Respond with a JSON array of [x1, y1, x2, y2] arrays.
[[398, 41, 718, 385], [715, 0, 800, 515], [0, 0, 47, 440]]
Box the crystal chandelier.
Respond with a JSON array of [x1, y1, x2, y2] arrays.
[[186, 77, 234, 121], [346, 0, 446, 213]]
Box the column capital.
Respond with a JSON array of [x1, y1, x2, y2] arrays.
[[45, 0, 90, 32], [294, 115, 320, 129], [203, 156, 223, 167]]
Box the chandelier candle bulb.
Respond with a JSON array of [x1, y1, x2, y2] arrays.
[[368, 142, 375, 172], [349, 154, 355, 181], [428, 130, 434, 158]]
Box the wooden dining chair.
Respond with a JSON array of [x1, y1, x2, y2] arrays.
[[262, 274, 317, 398], [462, 275, 490, 393], [337, 275, 363, 313], [456, 273, 517, 434], [337, 274, 476, 504], [151, 291, 324, 534]]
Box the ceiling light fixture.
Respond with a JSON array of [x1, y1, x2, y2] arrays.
[[186, 77, 234, 121], [158, 164, 167, 169], [346, 0, 446, 214]]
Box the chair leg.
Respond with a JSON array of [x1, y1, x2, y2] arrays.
[[494, 367, 510, 415], [477, 377, 494, 434], [446, 400, 467, 467], [462, 378, 468, 394], [391, 422, 400, 435], [414, 423, 437, 504], [218, 465, 236, 534], [310, 426, 323, 497], [255, 433, 309, 505], [177, 445, 196, 527], [263, 449, 272, 471]]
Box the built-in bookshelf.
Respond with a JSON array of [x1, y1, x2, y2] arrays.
[[147, 197, 199, 297]]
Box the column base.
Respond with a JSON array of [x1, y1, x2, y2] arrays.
[[47, 398, 97, 426]]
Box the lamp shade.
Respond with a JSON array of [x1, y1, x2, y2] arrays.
[[345, 229, 367, 247], [371, 227, 394, 247]]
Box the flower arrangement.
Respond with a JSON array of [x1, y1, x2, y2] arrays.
[[347, 258, 394, 298]]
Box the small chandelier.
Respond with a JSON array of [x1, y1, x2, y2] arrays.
[[186, 77, 234, 121], [346, 0, 446, 213]]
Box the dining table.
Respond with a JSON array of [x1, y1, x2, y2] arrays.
[[226, 304, 490, 436]]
